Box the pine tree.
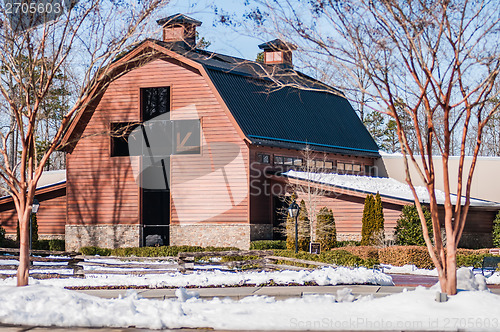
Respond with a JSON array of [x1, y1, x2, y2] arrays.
[[373, 192, 385, 244], [394, 205, 433, 245], [286, 198, 311, 251], [316, 207, 336, 250], [361, 194, 375, 245], [493, 211, 500, 248]]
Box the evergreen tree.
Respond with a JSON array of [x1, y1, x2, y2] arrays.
[[394, 205, 433, 246], [286, 198, 311, 251], [373, 192, 385, 244], [493, 211, 500, 248], [316, 207, 337, 250], [360, 194, 375, 245]]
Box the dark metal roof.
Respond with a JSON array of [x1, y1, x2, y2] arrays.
[[157, 14, 202, 27], [204, 68, 380, 157], [258, 39, 297, 51]]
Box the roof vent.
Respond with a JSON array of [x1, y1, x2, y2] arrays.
[[258, 39, 297, 67], [157, 13, 202, 47]]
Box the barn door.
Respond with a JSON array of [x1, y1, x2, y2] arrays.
[[140, 86, 171, 246]]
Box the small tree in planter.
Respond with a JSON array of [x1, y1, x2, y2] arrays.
[[394, 205, 433, 246], [361, 194, 375, 245], [316, 207, 336, 250], [286, 199, 311, 251], [493, 211, 500, 248]]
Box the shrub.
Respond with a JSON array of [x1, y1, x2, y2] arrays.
[[336, 240, 360, 247], [0, 226, 5, 246], [286, 199, 310, 251], [80, 246, 112, 256], [394, 205, 433, 246], [493, 211, 500, 248], [250, 240, 286, 250], [361, 194, 384, 245], [35, 240, 50, 250], [332, 246, 379, 260], [373, 192, 385, 244], [111, 246, 234, 257], [49, 239, 65, 251], [360, 194, 374, 245], [316, 207, 337, 250], [273, 249, 375, 268], [378, 246, 434, 269]]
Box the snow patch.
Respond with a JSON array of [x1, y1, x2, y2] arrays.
[[0, 285, 499, 330]]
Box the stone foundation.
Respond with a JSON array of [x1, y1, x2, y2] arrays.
[[65, 225, 141, 252], [170, 223, 273, 249], [337, 233, 361, 242], [5, 234, 64, 241]]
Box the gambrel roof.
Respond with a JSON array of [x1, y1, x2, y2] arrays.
[[61, 39, 380, 157]]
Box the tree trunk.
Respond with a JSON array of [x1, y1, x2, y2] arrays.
[[446, 246, 458, 295], [16, 210, 30, 286]]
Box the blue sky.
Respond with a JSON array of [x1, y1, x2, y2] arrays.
[[162, 0, 266, 61]]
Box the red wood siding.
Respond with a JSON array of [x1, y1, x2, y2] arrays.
[[248, 145, 376, 225], [0, 186, 66, 235], [67, 58, 249, 227]]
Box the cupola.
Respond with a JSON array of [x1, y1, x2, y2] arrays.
[[156, 13, 202, 47], [258, 39, 297, 67]]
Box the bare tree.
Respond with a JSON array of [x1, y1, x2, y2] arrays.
[[0, 0, 168, 286], [242, 0, 500, 295]]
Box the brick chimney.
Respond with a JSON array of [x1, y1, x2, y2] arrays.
[[157, 13, 202, 47], [258, 39, 297, 67]]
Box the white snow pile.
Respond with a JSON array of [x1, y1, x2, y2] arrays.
[[0, 267, 394, 288], [432, 267, 489, 291], [486, 272, 500, 284], [1, 285, 499, 330], [285, 170, 495, 206]]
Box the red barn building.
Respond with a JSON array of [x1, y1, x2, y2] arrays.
[[1, 14, 497, 250]]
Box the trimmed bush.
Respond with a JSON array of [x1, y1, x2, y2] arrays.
[[361, 194, 384, 245], [80, 245, 239, 257], [49, 239, 65, 251], [493, 211, 500, 248], [394, 205, 433, 246], [316, 207, 337, 250], [373, 192, 385, 244], [286, 199, 310, 251], [378, 246, 434, 269], [250, 240, 286, 250], [273, 249, 376, 268], [336, 240, 360, 247], [332, 246, 379, 260], [80, 246, 112, 256]]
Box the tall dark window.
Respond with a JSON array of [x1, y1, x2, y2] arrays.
[[142, 87, 170, 121]]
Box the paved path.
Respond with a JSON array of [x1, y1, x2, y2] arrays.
[[74, 284, 415, 300]]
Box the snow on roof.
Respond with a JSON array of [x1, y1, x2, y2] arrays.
[[36, 169, 66, 189], [285, 170, 500, 208]]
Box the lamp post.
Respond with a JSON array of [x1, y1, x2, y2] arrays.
[[30, 198, 40, 254], [288, 200, 300, 253]]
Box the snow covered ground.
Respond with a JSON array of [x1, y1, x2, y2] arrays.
[[0, 266, 394, 288], [0, 268, 498, 331]]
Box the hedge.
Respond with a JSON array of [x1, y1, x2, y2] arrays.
[[79, 245, 239, 257], [332, 246, 379, 260], [250, 240, 286, 250], [272, 249, 377, 268], [378, 246, 434, 269]]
